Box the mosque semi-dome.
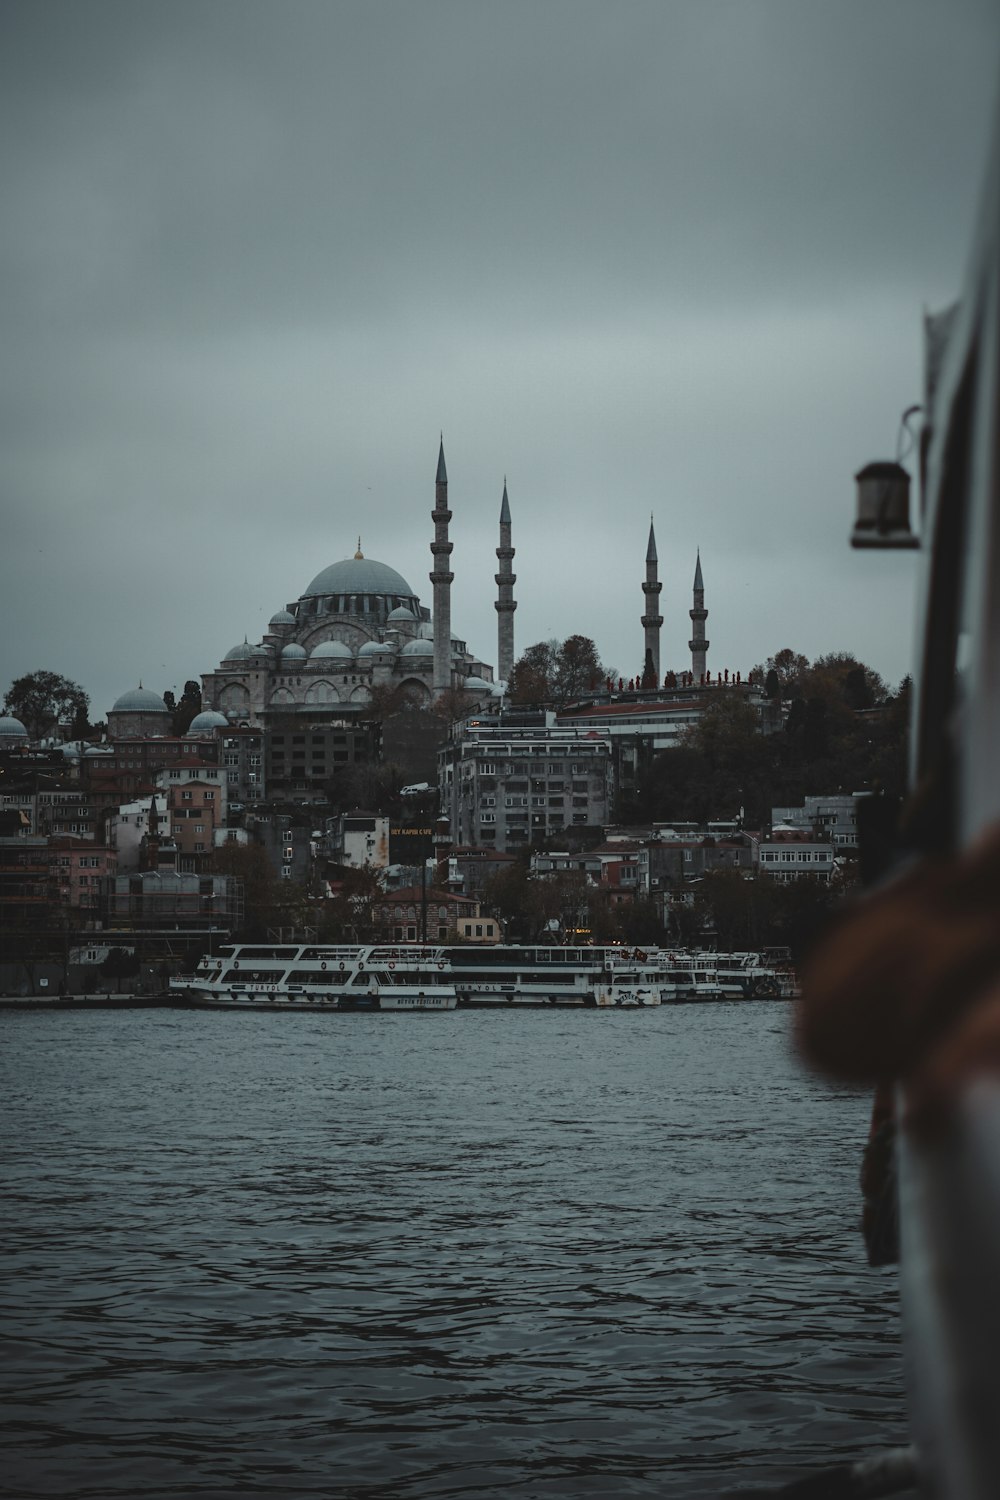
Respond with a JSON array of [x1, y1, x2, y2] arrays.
[[310, 639, 353, 659], [387, 605, 416, 623], [401, 637, 434, 656], [358, 639, 397, 657], [281, 642, 307, 660], [112, 686, 169, 715], [224, 642, 256, 662], [269, 609, 296, 627]]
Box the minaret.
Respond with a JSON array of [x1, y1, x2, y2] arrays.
[[641, 516, 663, 681], [494, 478, 516, 683], [689, 550, 709, 681], [430, 436, 454, 695]]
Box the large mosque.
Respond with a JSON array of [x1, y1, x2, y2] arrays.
[[200, 440, 506, 727], [189, 438, 709, 730]]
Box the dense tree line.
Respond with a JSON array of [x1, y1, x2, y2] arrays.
[[618, 651, 909, 829]]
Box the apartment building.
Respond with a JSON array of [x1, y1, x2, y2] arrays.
[[439, 715, 613, 853]]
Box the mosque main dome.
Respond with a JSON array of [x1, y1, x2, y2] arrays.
[[112, 686, 169, 715], [302, 555, 416, 602]]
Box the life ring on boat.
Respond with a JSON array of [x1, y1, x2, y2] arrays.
[[438, 962, 445, 969], [232, 961, 239, 969], [339, 961, 346, 971], [320, 962, 327, 971], [389, 961, 396, 970]]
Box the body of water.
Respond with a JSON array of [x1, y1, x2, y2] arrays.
[[1, 1005, 907, 1498]]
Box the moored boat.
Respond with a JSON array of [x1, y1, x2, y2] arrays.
[[171, 942, 788, 1010], [171, 944, 456, 1011]]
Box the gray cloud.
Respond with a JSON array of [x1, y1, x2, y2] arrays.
[[2, 0, 997, 717]]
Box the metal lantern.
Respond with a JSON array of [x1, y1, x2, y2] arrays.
[[851, 461, 919, 549]]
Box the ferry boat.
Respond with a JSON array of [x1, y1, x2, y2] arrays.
[[440, 944, 669, 1007], [171, 942, 786, 1010], [170, 944, 457, 1011]]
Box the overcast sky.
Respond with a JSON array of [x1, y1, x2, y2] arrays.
[[2, 1, 998, 720]]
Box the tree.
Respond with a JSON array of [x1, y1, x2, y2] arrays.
[[208, 845, 283, 939], [752, 649, 809, 697], [170, 680, 203, 736], [4, 670, 89, 741], [507, 641, 559, 703], [430, 686, 478, 723], [804, 652, 889, 710], [555, 635, 604, 700], [364, 682, 423, 721], [507, 636, 605, 705]]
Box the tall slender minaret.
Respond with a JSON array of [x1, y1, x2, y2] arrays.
[[641, 516, 663, 681], [494, 478, 516, 683], [689, 550, 709, 681], [430, 436, 454, 696]]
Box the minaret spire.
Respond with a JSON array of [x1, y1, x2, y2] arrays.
[[641, 516, 663, 682], [495, 477, 516, 683], [430, 436, 454, 696], [689, 549, 709, 681]]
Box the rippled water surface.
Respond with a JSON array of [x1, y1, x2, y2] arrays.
[[1, 1006, 907, 1498]]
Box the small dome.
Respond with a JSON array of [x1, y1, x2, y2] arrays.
[[0, 714, 28, 739], [490, 680, 507, 697], [281, 642, 307, 659], [463, 676, 490, 692], [111, 686, 169, 715], [387, 605, 416, 623], [358, 639, 397, 657], [187, 710, 229, 734], [417, 622, 435, 640], [401, 638, 434, 656], [310, 639, 353, 659], [269, 609, 296, 626], [85, 744, 111, 757], [224, 641, 255, 662]]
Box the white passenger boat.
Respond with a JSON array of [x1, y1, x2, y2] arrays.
[[442, 944, 782, 1006], [171, 944, 457, 1011], [440, 944, 671, 1007], [171, 942, 786, 1010]]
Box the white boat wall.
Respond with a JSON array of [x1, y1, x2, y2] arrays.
[[791, 89, 1000, 1498], [895, 88, 1000, 1500]]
